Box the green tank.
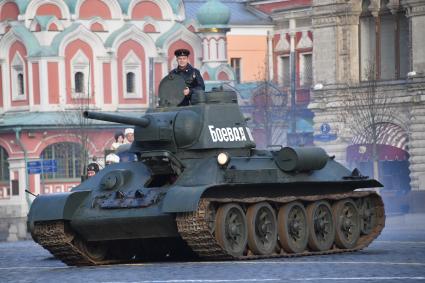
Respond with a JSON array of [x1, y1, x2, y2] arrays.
[[27, 75, 385, 266]]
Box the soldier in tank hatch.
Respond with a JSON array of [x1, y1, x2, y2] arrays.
[[170, 48, 205, 106]]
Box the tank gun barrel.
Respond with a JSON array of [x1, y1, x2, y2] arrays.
[[83, 111, 150, 127]]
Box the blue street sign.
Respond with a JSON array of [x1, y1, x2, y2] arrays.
[[314, 133, 337, 142], [27, 161, 41, 168], [320, 123, 331, 134], [27, 167, 42, 174], [27, 159, 57, 174]]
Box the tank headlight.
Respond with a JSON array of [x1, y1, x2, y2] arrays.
[[217, 152, 230, 167]]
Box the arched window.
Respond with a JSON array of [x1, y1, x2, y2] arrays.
[[122, 51, 142, 98], [74, 72, 84, 93], [41, 143, 86, 179], [71, 50, 90, 98], [359, 0, 409, 80], [126, 72, 135, 93], [11, 53, 26, 100], [0, 147, 9, 182], [18, 73, 24, 95]]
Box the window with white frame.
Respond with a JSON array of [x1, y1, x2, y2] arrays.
[[300, 53, 312, 87], [359, 2, 409, 81], [279, 56, 290, 87], [74, 72, 84, 93], [0, 146, 9, 183], [11, 53, 26, 101], [126, 72, 135, 93], [71, 50, 90, 98], [123, 51, 142, 98], [230, 58, 241, 83]]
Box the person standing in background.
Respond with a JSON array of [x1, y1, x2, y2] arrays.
[[124, 128, 134, 144]]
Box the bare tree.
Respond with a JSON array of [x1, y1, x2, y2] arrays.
[[54, 65, 95, 179], [341, 61, 394, 180], [56, 96, 93, 177], [249, 57, 288, 148]]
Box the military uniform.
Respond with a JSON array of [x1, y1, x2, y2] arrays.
[[171, 49, 205, 106]]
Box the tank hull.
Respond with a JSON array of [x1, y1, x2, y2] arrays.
[[28, 84, 385, 266]]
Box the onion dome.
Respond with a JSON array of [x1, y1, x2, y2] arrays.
[[196, 0, 230, 28]]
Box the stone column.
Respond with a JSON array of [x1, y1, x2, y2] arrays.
[[404, 0, 425, 74], [407, 75, 425, 191], [311, 1, 361, 164]]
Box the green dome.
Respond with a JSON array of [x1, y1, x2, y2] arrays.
[[196, 0, 230, 27]]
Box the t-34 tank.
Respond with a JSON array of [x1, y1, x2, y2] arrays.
[[27, 75, 385, 266]]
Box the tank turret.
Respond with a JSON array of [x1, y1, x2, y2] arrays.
[[83, 87, 256, 153]]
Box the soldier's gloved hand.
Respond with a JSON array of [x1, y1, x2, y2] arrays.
[[183, 87, 190, 96]]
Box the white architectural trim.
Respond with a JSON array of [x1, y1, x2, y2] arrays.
[[58, 25, 107, 57], [142, 17, 160, 32], [111, 25, 157, 58], [25, 0, 71, 20], [297, 30, 312, 49], [58, 57, 66, 109], [0, 61, 10, 110], [215, 64, 234, 81], [275, 33, 290, 52], [29, 17, 65, 32], [39, 59, 49, 110], [88, 17, 108, 31], [110, 55, 119, 109], [27, 59, 34, 110]]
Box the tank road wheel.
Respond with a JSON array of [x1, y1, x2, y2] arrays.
[[246, 202, 277, 255], [215, 203, 248, 257], [278, 201, 308, 253], [359, 197, 377, 235], [75, 239, 108, 262], [332, 199, 360, 249], [307, 200, 335, 251]]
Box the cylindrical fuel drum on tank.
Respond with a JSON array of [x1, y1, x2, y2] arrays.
[[275, 146, 329, 172]]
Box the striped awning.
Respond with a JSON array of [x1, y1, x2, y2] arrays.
[[351, 123, 408, 151]]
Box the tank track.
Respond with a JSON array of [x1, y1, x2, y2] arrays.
[[32, 191, 384, 265], [176, 191, 385, 260], [32, 221, 124, 266]]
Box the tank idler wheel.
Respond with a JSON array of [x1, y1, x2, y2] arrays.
[[307, 200, 335, 251], [75, 238, 108, 262], [246, 202, 277, 255], [332, 198, 360, 249], [278, 201, 309, 253], [215, 203, 248, 257], [359, 196, 377, 235]]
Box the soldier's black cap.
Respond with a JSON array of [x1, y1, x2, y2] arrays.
[[174, 48, 190, 57]]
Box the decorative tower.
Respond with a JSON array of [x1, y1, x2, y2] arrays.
[[196, 0, 235, 87]]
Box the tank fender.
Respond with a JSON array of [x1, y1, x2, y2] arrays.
[[28, 190, 90, 225], [162, 185, 210, 213]]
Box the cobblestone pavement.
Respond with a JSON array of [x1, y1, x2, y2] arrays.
[[1, 213, 424, 283]]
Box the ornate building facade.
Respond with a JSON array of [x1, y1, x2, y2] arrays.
[[0, 0, 271, 240], [310, 0, 425, 211]]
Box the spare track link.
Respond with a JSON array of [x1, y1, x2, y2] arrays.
[[32, 221, 124, 266], [176, 191, 385, 260]]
